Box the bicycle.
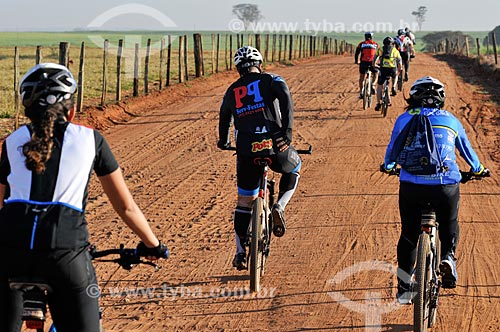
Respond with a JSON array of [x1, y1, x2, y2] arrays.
[[362, 69, 373, 110], [8, 244, 165, 332], [227, 145, 312, 292], [383, 167, 490, 332], [380, 77, 391, 118]]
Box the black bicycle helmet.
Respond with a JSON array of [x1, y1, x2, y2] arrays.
[[364, 31, 373, 40], [409, 76, 446, 108], [383, 37, 394, 46], [20, 63, 77, 109]]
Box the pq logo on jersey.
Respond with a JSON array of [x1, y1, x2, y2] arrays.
[[252, 139, 273, 152], [233, 80, 263, 108]]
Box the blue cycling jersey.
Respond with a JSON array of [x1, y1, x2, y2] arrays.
[[384, 107, 483, 185]]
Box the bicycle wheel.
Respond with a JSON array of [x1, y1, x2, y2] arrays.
[[428, 231, 441, 328], [414, 233, 431, 332], [367, 76, 373, 108], [382, 87, 389, 117], [398, 71, 403, 91], [250, 197, 265, 293], [363, 78, 369, 110]]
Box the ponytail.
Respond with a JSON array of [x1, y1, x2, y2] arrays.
[[23, 98, 73, 174]]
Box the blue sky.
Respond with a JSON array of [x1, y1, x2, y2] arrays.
[[0, 0, 498, 32]]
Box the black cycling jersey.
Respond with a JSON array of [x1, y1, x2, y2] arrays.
[[219, 72, 294, 156], [0, 122, 119, 250]]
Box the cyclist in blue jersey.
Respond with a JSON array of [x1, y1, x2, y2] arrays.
[[380, 76, 490, 303], [218, 46, 302, 270], [0, 63, 168, 332]]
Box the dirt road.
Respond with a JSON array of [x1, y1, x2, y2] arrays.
[[81, 53, 500, 332]]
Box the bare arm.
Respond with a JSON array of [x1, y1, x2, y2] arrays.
[[98, 168, 160, 248]]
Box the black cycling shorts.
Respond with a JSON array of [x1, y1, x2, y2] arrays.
[[0, 246, 100, 332], [359, 62, 379, 75], [236, 146, 302, 196], [378, 67, 398, 85]]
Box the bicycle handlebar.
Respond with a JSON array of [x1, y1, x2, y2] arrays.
[[89, 244, 162, 271], [381, 167, 490, 184]]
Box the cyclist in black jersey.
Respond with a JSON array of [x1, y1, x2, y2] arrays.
[[0, 63, 168, 332], [218, 46, 302, 270]]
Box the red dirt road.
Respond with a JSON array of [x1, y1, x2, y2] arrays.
[[78, 53, 500, 332]]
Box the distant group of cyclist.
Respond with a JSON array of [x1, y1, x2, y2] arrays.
[[355, 27, 416, 110]]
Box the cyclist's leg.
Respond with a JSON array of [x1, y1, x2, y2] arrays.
[[0, 252, 24, 332], [358, 63, 366, 94], [398, 182, 422, 282], [371, 66, 379, 92], [235, 155, 260, 254], [270, 147, 302, 210], [376, 69, 387, 103], [434, 184, 460, 258], [359, 62, 369, 96], [391, 68, 398, 93], [46, 247, 100, 332], [402, 52, 410, 78]]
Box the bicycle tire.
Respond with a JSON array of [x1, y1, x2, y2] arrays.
[[363, 79, 369, 110], [250, 197, 265, 293], [428, 230, 441, 328], [398, 72, 403, 91], [414, 233, 431, 332], [382, 88, 389, 117]]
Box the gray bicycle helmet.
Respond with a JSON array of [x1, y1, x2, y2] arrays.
[[20, 63, 77, 108], [234, 46, 263, 69], [364, 31, 373, 40], [409, 76, 446, 107]]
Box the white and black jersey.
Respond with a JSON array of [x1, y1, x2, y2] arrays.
[[0, 122, 118, 250]]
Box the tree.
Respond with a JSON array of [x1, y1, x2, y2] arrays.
[[411, 6, 428, 31], [232, 4, 263, 31]]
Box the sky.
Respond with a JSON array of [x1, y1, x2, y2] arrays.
[[0, 0, 498, 33]]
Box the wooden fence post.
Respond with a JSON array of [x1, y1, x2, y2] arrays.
[[144, 38, 151, 95], [193, 33, 203, 77], [184, 35, 189, 81], [159, 38, 165, 90], [476, 38, 481, 59], [116, 39, 123, 102], [77, 42, 85, 113], [211, 34, 216, 74], [255, 34, 261, 51], [492, 33, 498, 65], [229, 35, 233, 70], [216, 34, 220, 73], [179, 35, 185, 83], [225, 34, 229, 70], [133, 43, 139, 96], [14, 47, 20, 130], [59, 42, 69, 67], [289, 35, 293, 60], [166, 35, 171, 86], [465, 37, 470, 57], [36, 46, 42, 64], [101, 39, 108, 106]]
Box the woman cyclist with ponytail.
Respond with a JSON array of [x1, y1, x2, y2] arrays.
[[0, 63, 168, 332]]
